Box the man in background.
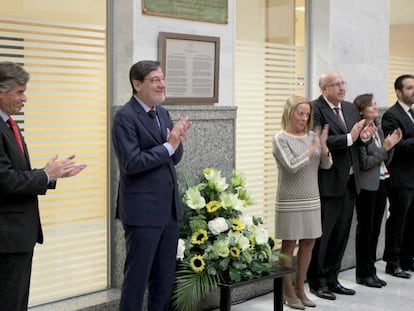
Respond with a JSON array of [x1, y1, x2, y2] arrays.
[[112, 60, 191, 311], [381, 74, 414, 279], [0, 61, 86, 310], [307, 70, 374, 300]]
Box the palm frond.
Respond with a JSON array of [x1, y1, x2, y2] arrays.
[[171, 264, 220, 311]]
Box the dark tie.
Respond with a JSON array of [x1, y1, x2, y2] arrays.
[[333, 107, 347, 131], [148, 109, 161, 132], [7, 116, 24, 153], [409, 108, 414, 120]]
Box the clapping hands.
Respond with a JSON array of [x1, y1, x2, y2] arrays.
[[167, 117, 192, 150], [308, 124, 330, 158], [350, 119, 377, 142], [43, 154, 87, 180], [383, 128, 402, 150]]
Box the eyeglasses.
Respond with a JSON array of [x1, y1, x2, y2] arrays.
[[144, 76, 166, 84], [326, 81, 347, 88]]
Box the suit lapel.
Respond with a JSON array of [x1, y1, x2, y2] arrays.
[[0, 119, 14, 142], [130, 97, 163, 143], [319, 97, 348, 133], [395, 102, 414, 130], [0, 119, 30, 163]]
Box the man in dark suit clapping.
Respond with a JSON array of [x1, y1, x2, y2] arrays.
[[381, 74, 414, 279], [307, 71, 375, 300], [0, 61, 86, 311], [112, 60, 191, 311]]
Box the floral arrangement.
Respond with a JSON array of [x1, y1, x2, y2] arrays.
[[171, 168, 279, 311]]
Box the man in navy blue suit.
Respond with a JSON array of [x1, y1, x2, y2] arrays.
[[112, 60, 192, 311]]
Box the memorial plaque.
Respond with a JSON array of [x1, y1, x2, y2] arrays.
[[159, 32, 220, 104]]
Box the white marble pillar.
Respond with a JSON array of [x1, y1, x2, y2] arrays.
[[308, 0, 390, 108]]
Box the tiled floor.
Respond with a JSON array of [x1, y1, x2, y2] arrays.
[[214, 261, 414, 311]]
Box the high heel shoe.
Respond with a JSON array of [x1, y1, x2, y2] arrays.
[[299, 297, 316, 307], [284, 297, 305, 310], [295, 289, 316, 307]]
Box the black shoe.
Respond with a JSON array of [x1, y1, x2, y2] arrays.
[[327, 282, 356, 295], [400, 262, 414, 272], [356, 276, 382, 288], [373, 274, 387, 286], [310, 286, 336, 300], [385, 265, 411, 279]]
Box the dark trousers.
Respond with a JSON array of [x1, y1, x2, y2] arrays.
[[355, 180, 388, 278], [120, 218, 179, 311], [383, 187, 414, 267], [0, 250, 33, 311], [307, 177, 356, 289]]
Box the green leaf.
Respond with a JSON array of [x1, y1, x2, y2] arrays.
[[207, 265, 218, 276], [219, 257, 230, 270], [241, 269, 254, 280], [229, 266, 241, 283], [252, 216, 263, 225]]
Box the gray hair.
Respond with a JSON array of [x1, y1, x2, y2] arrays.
[[0, 61, 30, 92]]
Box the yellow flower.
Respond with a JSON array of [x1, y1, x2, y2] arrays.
[[268, 236, 277, 249], [203, 167, 213, 175], [231, 218, 246, 231], [190, 255, 206, 273], [191, 229, 208, 245], [229, 246, 241, 258], [206, 200, 222, 213]]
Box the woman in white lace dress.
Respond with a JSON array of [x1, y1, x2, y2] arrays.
[[272, 95, 332, 310]]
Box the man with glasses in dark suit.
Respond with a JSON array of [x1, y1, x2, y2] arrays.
[[112, 60, 191, 311], [307, 70, 375, 300]]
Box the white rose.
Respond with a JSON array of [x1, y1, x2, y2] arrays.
[[255, 227, 269, 245], [177, 239, 186, 260], [208, 217, 229, 235]]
